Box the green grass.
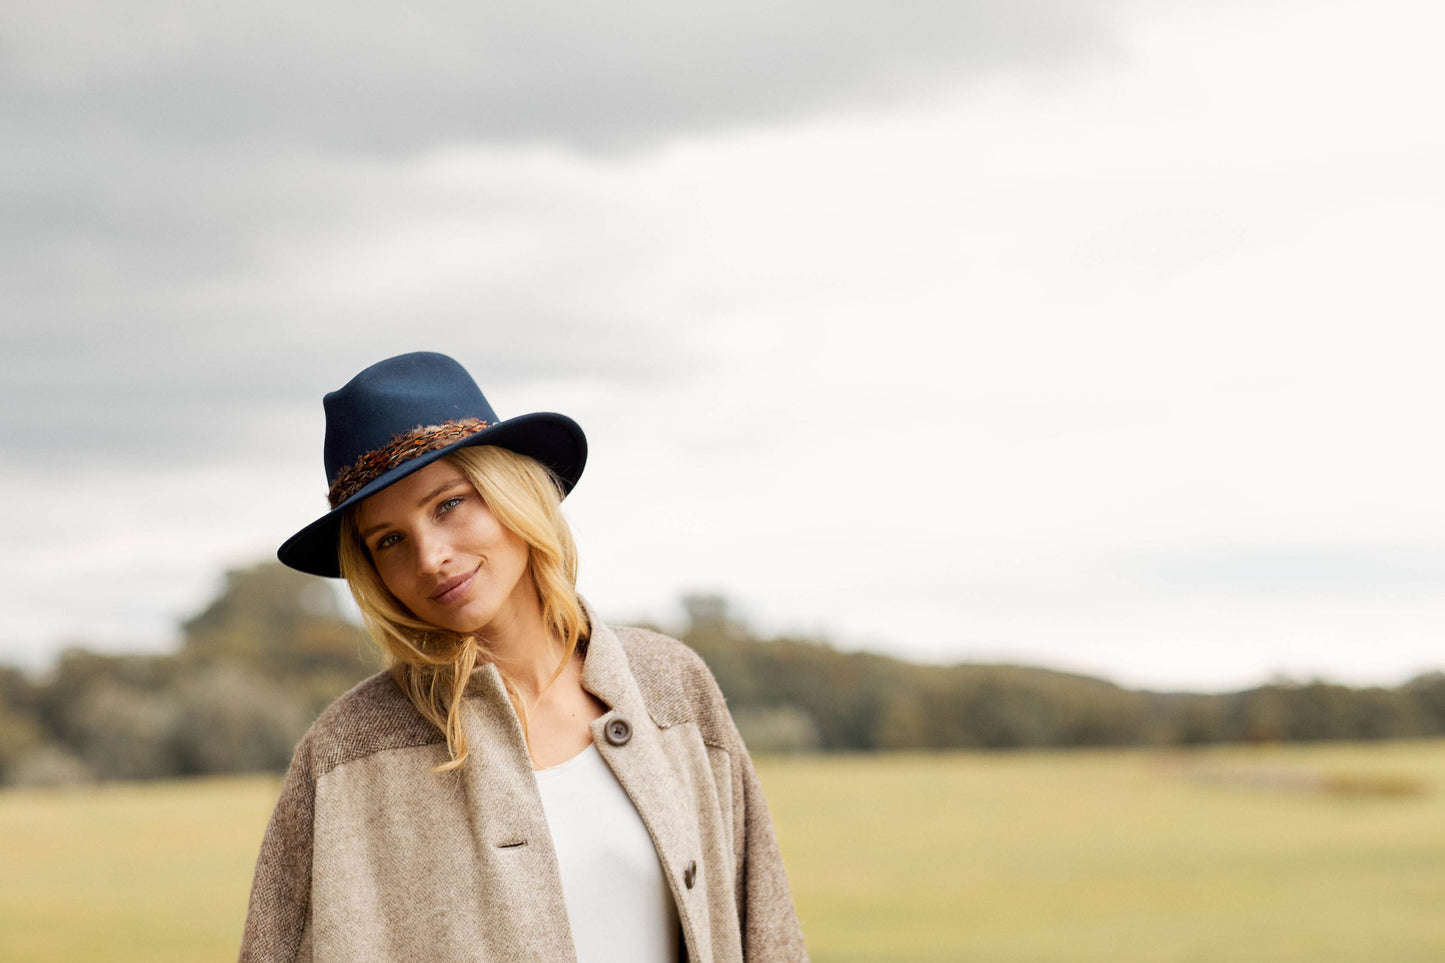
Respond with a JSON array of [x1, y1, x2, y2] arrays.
[[3, 741, 1444, 961], [761, 741, 1445, 962], [0, 776, 279, 962]]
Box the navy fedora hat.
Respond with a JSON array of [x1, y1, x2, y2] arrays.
[[277, 351, 587, 578]]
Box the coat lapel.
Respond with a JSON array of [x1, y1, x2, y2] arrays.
[[581, 612, 708, 958]]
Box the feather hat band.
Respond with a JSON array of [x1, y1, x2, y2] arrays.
[[277, 351, 587, 578]]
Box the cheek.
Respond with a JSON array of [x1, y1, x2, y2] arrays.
[[372, 554, 416, 604], [503, 539, 532, 578]]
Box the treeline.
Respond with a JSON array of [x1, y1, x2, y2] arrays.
[[2, 565, 1444, 786], [0, 564, 379, 787], [678, 596, 1445, 752]]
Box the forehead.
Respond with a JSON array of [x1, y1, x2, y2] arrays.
[[355, 459, 471, 527]]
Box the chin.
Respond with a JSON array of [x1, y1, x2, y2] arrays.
[[426, 604, 495, 635]]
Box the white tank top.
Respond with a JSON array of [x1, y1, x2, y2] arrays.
[[534, 743, 681, 963]]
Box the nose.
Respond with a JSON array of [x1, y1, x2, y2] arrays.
[[412, 527, 453, 574]]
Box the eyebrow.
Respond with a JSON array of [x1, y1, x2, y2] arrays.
[[358, 478, 469, 541]]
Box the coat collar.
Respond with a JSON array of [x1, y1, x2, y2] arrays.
[[577, 599, 643, 714], [459, 598, 639, 729]]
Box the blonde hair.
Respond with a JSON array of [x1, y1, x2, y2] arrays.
[[337, 445, 588, 771]]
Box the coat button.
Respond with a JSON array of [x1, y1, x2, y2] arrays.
[[683, 860, 697, 889], [605, 717, 632, 746]]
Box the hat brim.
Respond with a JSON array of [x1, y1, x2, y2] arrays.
[[276, 412, 586, 578]]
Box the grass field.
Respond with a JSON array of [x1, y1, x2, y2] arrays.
[[2, 740, 1443, 961]]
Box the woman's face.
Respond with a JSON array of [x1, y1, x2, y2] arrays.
[[354, 458, 534, 635]]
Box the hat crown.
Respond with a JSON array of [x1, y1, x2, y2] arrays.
[[321, 352, 499, 484]]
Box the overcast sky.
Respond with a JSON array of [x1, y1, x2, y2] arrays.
[[3, 0, 1443, 690]]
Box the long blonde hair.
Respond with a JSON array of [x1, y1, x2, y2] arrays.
[[337, 445, 588, 771]]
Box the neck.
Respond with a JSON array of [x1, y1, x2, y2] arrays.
[[481, 577, 567, 702]]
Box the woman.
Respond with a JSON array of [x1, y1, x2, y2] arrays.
[[239, 351, 807, 962]]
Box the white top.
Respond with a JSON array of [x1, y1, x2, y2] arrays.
[[534, 743, 681, 963]]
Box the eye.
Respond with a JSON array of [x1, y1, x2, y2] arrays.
[[374, 533, 402, 551], [438, 496, 463, 514]]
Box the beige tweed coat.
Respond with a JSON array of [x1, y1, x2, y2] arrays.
[[238, 615, 808, 962]]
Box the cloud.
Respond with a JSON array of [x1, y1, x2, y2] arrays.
[[1119, 541, 1445, 602], [0, 1, 1123, 467], [3, 1, 1118, 153], [0, 143, 691, 467]]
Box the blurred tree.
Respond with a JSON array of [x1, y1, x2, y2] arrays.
[[0, 665, 47, 782], [1405, 673, 1445, 735], [0, 665, 39, 717], [171, 664, 311, 775], [1162, 694, 1228, 746], [67, 680, 180, 780], [681, 593, 739, 639], [38, 650, 181, 746], [181, 561, 378, 717], [1229, 686, 1288, 743], [182, 561, 370, 676], [876, 689, 930, 750], [731, 705, 821, 753], [0, 705, 46, 784]]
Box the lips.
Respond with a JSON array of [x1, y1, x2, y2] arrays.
[[428, 564, 480, 605]]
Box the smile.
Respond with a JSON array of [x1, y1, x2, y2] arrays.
[[429, 564, 480, 605]]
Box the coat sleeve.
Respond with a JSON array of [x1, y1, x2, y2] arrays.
[[238, 740, 316, 963], [731, 729, 810, 961]]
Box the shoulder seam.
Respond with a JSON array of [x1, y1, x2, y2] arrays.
[[311, 733, 445, 780], [298, 670, 446, 779], [612, 625, 738, 750]]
